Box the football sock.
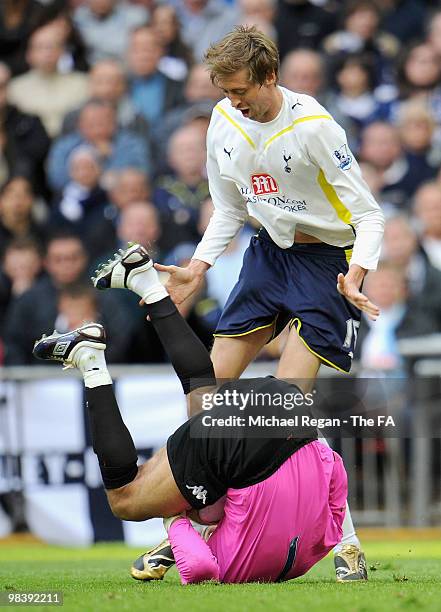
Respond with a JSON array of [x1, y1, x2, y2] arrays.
[[317, 436, 361, 553], [333, 503, 361, 553], [76, 345, 112, 389], [144, 296, 216, 394], [85, 384, 138, 490], [128, 266, 169, 304]]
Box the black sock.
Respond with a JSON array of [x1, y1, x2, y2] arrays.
[[145, 297, 216, 394], [86, 385, 138, 489]]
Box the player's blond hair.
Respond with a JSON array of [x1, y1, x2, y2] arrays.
[[204, 25, 279, 86]]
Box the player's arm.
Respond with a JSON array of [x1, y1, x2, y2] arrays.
[[156, 133, 247, 305], [303, 119, 385, 319], [164, 515, 220, 584]]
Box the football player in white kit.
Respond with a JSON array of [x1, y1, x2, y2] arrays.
[[146, 26, 385, 582]]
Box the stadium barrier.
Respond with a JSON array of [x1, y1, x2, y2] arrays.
[[0, 343, 440, 545]]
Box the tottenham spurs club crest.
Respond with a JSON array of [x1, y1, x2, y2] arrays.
[[251, 173, 279, 196]]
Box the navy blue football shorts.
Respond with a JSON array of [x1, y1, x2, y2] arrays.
[[214, 228, 361, 373]]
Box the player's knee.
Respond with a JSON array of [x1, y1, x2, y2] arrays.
[[108, 492, 144, 521], [108, 495, 129, 520]]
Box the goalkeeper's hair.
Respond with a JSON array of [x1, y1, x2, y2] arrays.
[[204, 25, 279, 86]]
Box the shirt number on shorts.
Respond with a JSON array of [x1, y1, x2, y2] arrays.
[[343, 318, 360, 350]]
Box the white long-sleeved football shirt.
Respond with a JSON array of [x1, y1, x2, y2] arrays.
[[193, 87, 384, 270]]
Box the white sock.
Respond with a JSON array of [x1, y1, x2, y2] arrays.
[[333, 503, 361, 554], [75, 346, 112, 389], [317, 437, 361, 553], [128, 267, 169, 304]]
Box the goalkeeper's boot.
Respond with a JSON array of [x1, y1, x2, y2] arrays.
[[131, 539, 175, 581], [91, 243, 167, 303], [334, 544, 368, 582], [33, 323, 106, 369]]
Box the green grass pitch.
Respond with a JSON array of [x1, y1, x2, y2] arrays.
[[1, 536, 440, 611]]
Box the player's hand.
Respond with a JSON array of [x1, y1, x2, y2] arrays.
[[153, 262, 205, 305], [337, 270, 380, 321]]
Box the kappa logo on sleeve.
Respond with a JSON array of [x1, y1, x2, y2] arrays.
[[251, 173, 279, 195], [333, 144, 353, 170]]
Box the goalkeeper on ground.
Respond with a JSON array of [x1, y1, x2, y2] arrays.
[[33, 243, 347, 584]]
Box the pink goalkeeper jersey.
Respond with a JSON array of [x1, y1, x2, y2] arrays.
[[168, 440, 347, 584]]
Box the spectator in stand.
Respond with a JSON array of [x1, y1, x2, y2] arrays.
[[162, 241, 221, 349], [0, 0, 45, 76], [427, 9, 441, 61], [172, 0, 224, 54], [380, 0, 426, 46], [0, 62, 50, 196], [280, 49, 324, 97], [397, 100, 439, 185], [0, 238, 43, 342], [56, 283, 101, 333], [393, 42, 441, 127], [85, 167, 151, 259], [54, 283, 132, 363], [34, 1, 90, 73], [192, 0, 277, 62], [154, 63, 220, 167], [359, 121, 422, 209], [333, 53, 388, 145], [8, 22, 89, 138], [322, 0, 400, 86], [413, 182, 441, 271], [151, 4, 194, 81], [279, 49, 350, 139], [382, 213, 441, 333], [3, 232, 129, 365], [49, 146, 108, 257], [94, 200, 166, 364], [0, 177, 46, 258], [74, 0, 149, 65], [105, 167, 151, 219], [126, 26, 184, 130], [397, 42, 441, 100], [358, 161, 395, 214], [47, 100, 151, 192], [356, 262, 407, 372], [128, 0, 154, 9], [167, 62, 220, 117], [275, 0, 339, 60], [153, 122, 209, 256], [356, 255, 441, 373], [117, 200, 162, 258], [61, 59, 150, 145], [2, 238, 42, 299]]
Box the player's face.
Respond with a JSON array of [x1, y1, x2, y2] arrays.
[[216, 68, 281, 123]]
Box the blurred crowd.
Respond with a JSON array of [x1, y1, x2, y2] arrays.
[[1, 0, 441, 372]]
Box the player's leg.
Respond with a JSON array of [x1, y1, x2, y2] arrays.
[[92, 244, 219, 576], [209, 232, 286, 381], [276, 326, 366, 580], [276, 326, 321, 393], [209, 326, 273, 378], [92, 243, 217, 404], [277, 244, 367, 580], [108, 448, 188, 521], [33, 324, 189, 521]]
